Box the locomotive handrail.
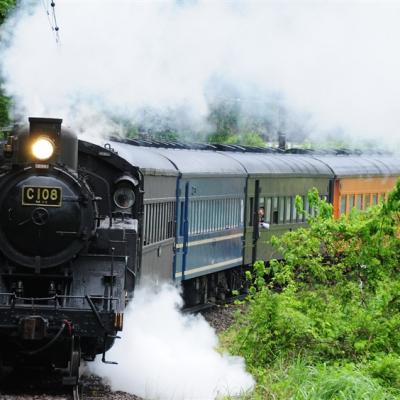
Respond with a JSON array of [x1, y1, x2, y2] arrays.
[[0, 292, 120, 310]]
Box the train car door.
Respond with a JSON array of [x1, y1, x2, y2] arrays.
[[243, 178, 261, 266], [173, 179, 189, 281]]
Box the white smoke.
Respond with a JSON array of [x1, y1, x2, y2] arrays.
[[90, 284, 254, 400], [1, 0, 400, 147]]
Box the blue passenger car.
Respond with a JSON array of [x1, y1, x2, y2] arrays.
[[155, 149, 247, 286]]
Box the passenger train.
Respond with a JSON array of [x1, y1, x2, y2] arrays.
[[0, 117, 399, 382]]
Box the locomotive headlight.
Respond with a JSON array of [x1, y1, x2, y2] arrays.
[[113, 185, 135, 209], [31, 137, 54, 160]]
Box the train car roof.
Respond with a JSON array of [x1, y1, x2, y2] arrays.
[[220, 152, 334, 177], [312, 155, 400, 177], [154, 148, 247, 177], [107, 140, 179, 176]]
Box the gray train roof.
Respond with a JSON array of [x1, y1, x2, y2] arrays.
[[154, 148, 247, 177], [108, 140, 178, 176], [221, 152, 333, 177], [311, 156, 400, 178]]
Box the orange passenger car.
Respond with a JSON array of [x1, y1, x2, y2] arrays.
[[313, 156, 400, 218]]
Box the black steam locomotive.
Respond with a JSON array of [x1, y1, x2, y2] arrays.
[[0, 118, 142, 384]]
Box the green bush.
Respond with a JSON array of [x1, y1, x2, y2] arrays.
[[223, 182, 400, 399]]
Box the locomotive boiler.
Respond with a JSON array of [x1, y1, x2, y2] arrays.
[[0, 118, 142, 385]]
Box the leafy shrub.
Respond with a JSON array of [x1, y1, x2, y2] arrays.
[[223, 182, 400, 398]]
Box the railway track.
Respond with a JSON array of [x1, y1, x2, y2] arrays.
[[182, 292, 248, 314], [0, 300, 242, 400]]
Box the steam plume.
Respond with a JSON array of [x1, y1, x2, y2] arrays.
[[90, 285, 254, 400], [1, 0, 400, 148]]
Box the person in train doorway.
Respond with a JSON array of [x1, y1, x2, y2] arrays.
[[258, 207, 270, 229]]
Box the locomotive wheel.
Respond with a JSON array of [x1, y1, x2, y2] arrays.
[[63, 336, 81, 386], [70, 336, 81, 380]]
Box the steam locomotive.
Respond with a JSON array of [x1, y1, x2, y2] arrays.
[[0, 118, 142, 384], [0, 116, 399, 385]]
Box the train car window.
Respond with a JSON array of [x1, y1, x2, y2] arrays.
[[206, 200, 210, 233], [155, 203, 160, 242], [160, 203, 164, 241], [365, 194, 371, 208], [151, 203, 156, 243], [148, 204, 152, 242], [160, 203, 165, 241], [195, 201, 199, 234], [301, 196, 306, 222], [198, 201, 201, 233], [372, 194, 378, 205], [144, 204, 149, 244], [206, 200, 210, 232], [215, 199, 219, 231], [196, 200, 202, 233], [226, 199, 230, 229], [216, 199, 220, 231], [340, 195, 347, 215], [271, 197, 278, 224], [380, 193, 386, 203], [219, 199, 222, 230], [211, 200, 215, 232], [148, 204, 153, 244], [265, 198, 272, 223], [240, 199, 244, 226], [157, 203, 161, 242], [230, 199, 234, 228], [197, 200, 202, 233], [304, 196, 310, 216], [179, 201, 185, 236], [349, 195, 355, 211], [212, 200, 216, 231], [161, 203, 166, 241], [189, 202, 194, 234], [292, 196, 297, 222], [185, 197, 245, 234], [203, 201, 207, 233], [285, 197, 292, 223], [225, 199, 229, 229], [279, 197, 285, 224], [356, 194, 362, 210], [220, 199, 224, 230]]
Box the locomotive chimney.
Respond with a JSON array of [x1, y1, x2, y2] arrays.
[[278, 131, 286, 151], [29, 117, 62, 137]]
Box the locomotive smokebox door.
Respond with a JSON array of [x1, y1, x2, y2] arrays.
[[19, 316, 48, 340]]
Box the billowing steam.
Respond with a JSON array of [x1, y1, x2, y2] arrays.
[[1, 1, 400, 147], [90, 284, 254, 400]]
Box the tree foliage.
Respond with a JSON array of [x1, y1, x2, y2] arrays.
[[0, 0, 15, 24], [0, 0, 15, 128]]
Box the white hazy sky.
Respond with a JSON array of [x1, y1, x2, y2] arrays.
[[1, 0, 400, 148]]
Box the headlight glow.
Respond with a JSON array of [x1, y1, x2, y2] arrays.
[[113, 186, 135, 209], [31, 137, 54, 161]]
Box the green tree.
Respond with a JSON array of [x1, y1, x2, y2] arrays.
[[0, 0, 15, 24], [0, 0, 15, 128]]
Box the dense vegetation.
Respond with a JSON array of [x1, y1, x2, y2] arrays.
[[223, 182, 400, 399]]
